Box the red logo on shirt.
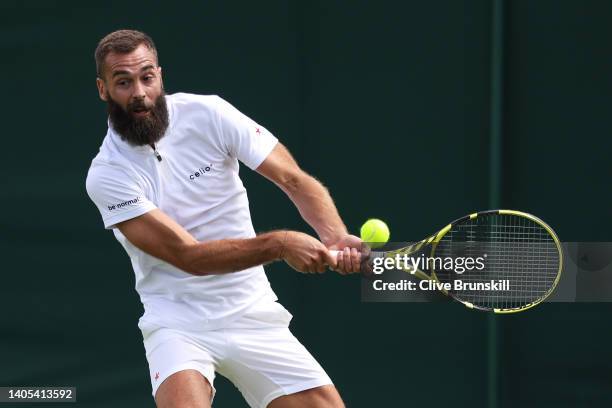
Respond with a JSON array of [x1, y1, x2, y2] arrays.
[[155, 372, 160, 381], [255, 127, 261, 134]]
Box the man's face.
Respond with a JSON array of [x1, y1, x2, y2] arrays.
[[96, 44, 168, 146]]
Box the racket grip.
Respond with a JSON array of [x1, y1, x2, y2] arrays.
[[328, 248, 378, 279], [329, 249, 380, 260], [329, 250, 340, 262]]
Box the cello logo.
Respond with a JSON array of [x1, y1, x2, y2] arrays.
[[189, 164, 213, 180]]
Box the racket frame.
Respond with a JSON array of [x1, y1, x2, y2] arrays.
[[373, 209, 563, 313]]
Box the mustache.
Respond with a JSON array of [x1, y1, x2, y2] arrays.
[[128, 99, 150, 112]]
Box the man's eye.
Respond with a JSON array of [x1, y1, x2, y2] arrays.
[[117, 80, 130, 86], [143, 75, 153, 82]]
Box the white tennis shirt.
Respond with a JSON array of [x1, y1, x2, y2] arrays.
[[86, 93, 280, 332]]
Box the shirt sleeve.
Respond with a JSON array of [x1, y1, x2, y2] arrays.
[[86, 163, 157, 229], [214, 96, 279, 170]]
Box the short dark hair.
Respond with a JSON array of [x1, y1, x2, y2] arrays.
[[95, 29, 158, 78]]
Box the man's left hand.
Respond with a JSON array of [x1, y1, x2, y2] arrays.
[[327, 234, 363, 275]]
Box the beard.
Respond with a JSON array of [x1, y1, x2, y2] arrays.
[[107, 91, 169, 146]]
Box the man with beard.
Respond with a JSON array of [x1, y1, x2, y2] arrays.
[[86, 30, 362, 408]]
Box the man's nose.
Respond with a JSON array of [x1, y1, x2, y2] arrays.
[[132, 80, 146, 99]]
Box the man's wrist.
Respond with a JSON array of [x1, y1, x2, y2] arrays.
[[258, 230, 289, 261], [277, 230, 289, 260]]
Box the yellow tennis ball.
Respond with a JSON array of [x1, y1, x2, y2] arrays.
[[360, 219, 390, 248]]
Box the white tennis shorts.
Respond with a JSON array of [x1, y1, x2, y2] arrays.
[[142, 299, 333, 408]]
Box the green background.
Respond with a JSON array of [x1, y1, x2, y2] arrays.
[[1, 1, 610, 407]]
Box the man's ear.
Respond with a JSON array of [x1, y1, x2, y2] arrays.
[[96, 77, 108, 102], [158, 66, 165, 90]]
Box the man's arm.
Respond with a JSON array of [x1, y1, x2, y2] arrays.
[[116, 208, 336, 275], [256, 143, 362, 273]]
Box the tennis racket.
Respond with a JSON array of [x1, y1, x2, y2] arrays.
[[333, 210, 563, 313]]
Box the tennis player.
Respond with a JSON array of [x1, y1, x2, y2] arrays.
[[86, 30, 361, 408]]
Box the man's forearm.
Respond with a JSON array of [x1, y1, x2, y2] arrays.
[[283, 173, 347, 246], [179, 231, 286, 276]]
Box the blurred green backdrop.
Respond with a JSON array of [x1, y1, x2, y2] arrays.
[[0, 1, 610, 407]]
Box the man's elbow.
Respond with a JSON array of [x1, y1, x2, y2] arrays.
[[172, 244, 209, 276], [178, 262, 208, 276], [174, 258, 204, 276], [279, 170, 310, 195]]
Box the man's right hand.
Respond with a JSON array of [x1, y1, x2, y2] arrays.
[[280, 231, 337, 274]]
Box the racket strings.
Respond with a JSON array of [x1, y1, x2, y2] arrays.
[[434, 213, 560, 310]]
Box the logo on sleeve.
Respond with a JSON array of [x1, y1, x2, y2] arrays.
[[108, 196, 141, 211], [189, 164, 213, 181]]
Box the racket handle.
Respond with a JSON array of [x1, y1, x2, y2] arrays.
[[329, 249, 340, 261], [328, 248, 378, 279], [329, 248, 382, 261]]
